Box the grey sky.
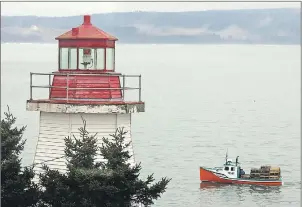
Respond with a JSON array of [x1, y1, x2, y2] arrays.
[[1, 1, 300, 17]]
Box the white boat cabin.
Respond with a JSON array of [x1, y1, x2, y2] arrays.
[[214, 157, 246, 179]]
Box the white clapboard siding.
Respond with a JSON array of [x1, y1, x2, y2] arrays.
[[33, 112, 135, 178], [116, 114, 135, 165], [33, 112, 69, 176]]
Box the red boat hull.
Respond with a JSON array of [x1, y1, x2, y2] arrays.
[[200, 167, 282, 186]]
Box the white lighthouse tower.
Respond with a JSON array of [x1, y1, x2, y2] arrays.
[[26, 15, 145, 174]]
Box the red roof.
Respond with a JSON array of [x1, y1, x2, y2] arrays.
[[55, 15, 118, 41]]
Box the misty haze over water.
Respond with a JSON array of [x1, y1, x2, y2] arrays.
[[1, 43, 300, 206]]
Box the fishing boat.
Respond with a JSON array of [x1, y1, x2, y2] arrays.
[[199, 154, 283, 186]]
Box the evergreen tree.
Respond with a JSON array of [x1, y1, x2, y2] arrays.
[[39, 118, 171, 206], [1, 107, 40, 207]]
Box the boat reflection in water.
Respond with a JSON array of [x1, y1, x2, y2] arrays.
[[199, 181, 282, 206], [199, 181, 282, 193], [199, 182, 230, 189]]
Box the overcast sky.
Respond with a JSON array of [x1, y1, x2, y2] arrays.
[[1, 1, 300, 17]]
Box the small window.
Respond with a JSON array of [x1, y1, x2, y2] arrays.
[[231, 167, 235, 171], [69, 48, 77, 69], [60, 47, 77, 69], [106, 48, 114, 70], [96, 48, 105, 69], [60, 48, 69, 69], [224, 167, 229, 171]]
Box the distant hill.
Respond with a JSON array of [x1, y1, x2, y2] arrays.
[[1, 8, 300, 44]]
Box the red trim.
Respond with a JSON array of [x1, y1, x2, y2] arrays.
[[27, 99, 144, 106], [59, 40, 115, 48], [57, 69, 116, 73]]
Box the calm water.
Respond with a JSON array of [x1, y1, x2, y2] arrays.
[[1, 43, 301, 206]]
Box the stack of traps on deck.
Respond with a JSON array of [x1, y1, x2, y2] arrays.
[[250, 166, 281, 179]]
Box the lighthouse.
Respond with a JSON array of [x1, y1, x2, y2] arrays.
[[26, 15, 145, 175]]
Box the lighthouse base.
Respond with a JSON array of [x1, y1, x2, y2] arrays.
[[27, 100, 145, 114], [32, 111, 136, 178]]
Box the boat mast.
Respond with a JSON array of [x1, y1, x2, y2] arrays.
[[225, 148, 228, 165]]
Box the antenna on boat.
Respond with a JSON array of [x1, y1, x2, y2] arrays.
[[225, 148, 228, 164], [236, 156, 239, 166]]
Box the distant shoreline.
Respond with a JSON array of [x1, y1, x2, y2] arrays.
[[1, 41, 299, 46], [2, 8, 299, 46]]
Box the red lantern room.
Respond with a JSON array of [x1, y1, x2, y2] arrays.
[[27, 15, 144, 108], [56, 15, 117, 72]]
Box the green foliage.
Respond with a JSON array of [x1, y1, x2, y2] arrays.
[[1, 109, 171, 206], [1, 107, 40, 207], [39, 118, 171, 206]]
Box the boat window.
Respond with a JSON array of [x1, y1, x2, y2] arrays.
[[224, 167, 229, 171], [231, 167, 235, 171]]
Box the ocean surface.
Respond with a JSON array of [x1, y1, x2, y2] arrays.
[[1, 43, 301, 206]]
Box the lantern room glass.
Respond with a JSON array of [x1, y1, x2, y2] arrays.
[[106, 48, 114, 70], [96, 49, 105, 70], [59, 47, 115, 70], [60, 48, 77, 69], [78, 48, 95, 69]]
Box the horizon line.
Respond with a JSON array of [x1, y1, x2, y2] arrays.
[[2, 7, 299, 18]]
